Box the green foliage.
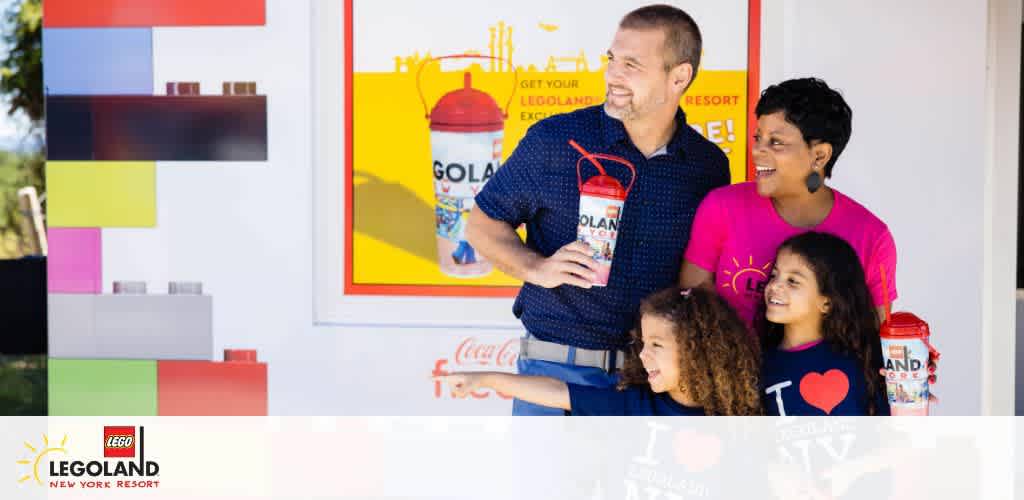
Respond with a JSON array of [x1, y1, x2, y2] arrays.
[[0, 0, 43, 258], [0, 150, 41, 257], [0, 0, 40, 123], [0, 355, 45, 415], [0, 0, 45, 415]]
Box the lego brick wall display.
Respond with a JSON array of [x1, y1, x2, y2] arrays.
[[43, 0, 272, 416]]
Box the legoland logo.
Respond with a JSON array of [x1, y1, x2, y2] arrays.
[[431, 337, 518, 400], [16, 426, 160, 489]]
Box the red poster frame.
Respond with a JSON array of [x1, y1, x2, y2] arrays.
[[344, 0, 762, 297]]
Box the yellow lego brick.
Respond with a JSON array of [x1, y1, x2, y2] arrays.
[[46, 161, 156, 227]]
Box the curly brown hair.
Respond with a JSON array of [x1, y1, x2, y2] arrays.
[[761, 232, 886, 415], [617, 287, 763, 415]]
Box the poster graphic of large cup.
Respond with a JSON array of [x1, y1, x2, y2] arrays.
[[419, 55, 516, 278]]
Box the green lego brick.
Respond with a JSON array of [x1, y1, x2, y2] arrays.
[[48, 359, 157, 415]]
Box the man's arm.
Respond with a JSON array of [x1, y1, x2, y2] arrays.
[[467, 207, 598, 289]]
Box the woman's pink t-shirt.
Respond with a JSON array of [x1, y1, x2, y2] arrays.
[[684, 182, 898, 328]]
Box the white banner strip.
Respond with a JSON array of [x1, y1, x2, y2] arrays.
[[0, 417, 1015, 499]]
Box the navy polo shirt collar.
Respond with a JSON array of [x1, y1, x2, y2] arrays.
[[598, 105, 691, 159]]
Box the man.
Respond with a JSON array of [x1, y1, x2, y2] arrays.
[[468, 4, 730, 415]]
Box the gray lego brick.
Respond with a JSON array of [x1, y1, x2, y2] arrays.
[[48, 293, 213, 360], [48, 294, 97, 358]]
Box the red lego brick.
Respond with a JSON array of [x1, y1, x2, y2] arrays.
[[157, 349, 267, 416], [44, 0, 265, 28]]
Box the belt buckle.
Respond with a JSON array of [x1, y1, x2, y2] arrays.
[[599, 349, 620, 372], [519, 337, 530, 360]]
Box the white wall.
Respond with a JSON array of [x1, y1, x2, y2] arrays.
[[762, 0, 1019, 415]]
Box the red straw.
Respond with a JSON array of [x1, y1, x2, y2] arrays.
[[568, 139, 606, 174], [880, 265, 892, 324]]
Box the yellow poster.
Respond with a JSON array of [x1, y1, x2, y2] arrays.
[[347, 1, 754, 297]]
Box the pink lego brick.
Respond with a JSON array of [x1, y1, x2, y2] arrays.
[[47, 228, 102, 293]]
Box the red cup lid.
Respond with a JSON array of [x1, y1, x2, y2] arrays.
[[880, 311, 930, 339], [580, 175, 626, 199], [429, 72, 504, 132]]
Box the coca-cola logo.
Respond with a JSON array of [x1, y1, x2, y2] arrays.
[[454, 337, 518, 368], [431, 337, 520, 400]]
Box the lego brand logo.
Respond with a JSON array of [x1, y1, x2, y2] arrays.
[[105, 436, 133, 448], [103, 427, 136, 458]]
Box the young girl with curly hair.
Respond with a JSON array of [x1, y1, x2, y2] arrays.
[[760, 231, 889, 416], [436, 287, 762, 416]]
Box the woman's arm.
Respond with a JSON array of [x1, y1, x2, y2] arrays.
[[436, 372, 571, 410], [679, 259, 715, 289]]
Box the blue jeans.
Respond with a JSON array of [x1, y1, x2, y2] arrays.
[[512, 353, 619, 416]]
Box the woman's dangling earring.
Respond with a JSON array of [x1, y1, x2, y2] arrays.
[[805, 167, 823, 194]]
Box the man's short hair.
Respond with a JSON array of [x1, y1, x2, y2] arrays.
[[619, 4, 702, 78]]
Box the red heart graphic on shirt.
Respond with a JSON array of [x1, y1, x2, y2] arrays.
[[799, 369, 850, 415], [672, 429, 722, 473]]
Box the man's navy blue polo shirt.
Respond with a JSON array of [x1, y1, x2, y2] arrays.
[[475, 105, 729, 350]]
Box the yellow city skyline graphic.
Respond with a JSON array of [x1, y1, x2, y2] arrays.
[[393, 21, 601, 74]]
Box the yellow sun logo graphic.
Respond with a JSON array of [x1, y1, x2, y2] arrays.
[[720, 255, 772, 295], [16, 434, 68, 486]]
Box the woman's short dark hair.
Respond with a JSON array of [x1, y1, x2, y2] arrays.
[[755, 78, 852, 178]]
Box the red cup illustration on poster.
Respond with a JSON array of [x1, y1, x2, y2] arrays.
[[571, 140, 636, 286], [418, 55, 516, 277]]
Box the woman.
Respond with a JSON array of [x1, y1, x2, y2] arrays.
[[681, 78, 897, 329]]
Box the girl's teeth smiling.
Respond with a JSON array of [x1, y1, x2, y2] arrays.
[[755, 165, 777, 178]]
